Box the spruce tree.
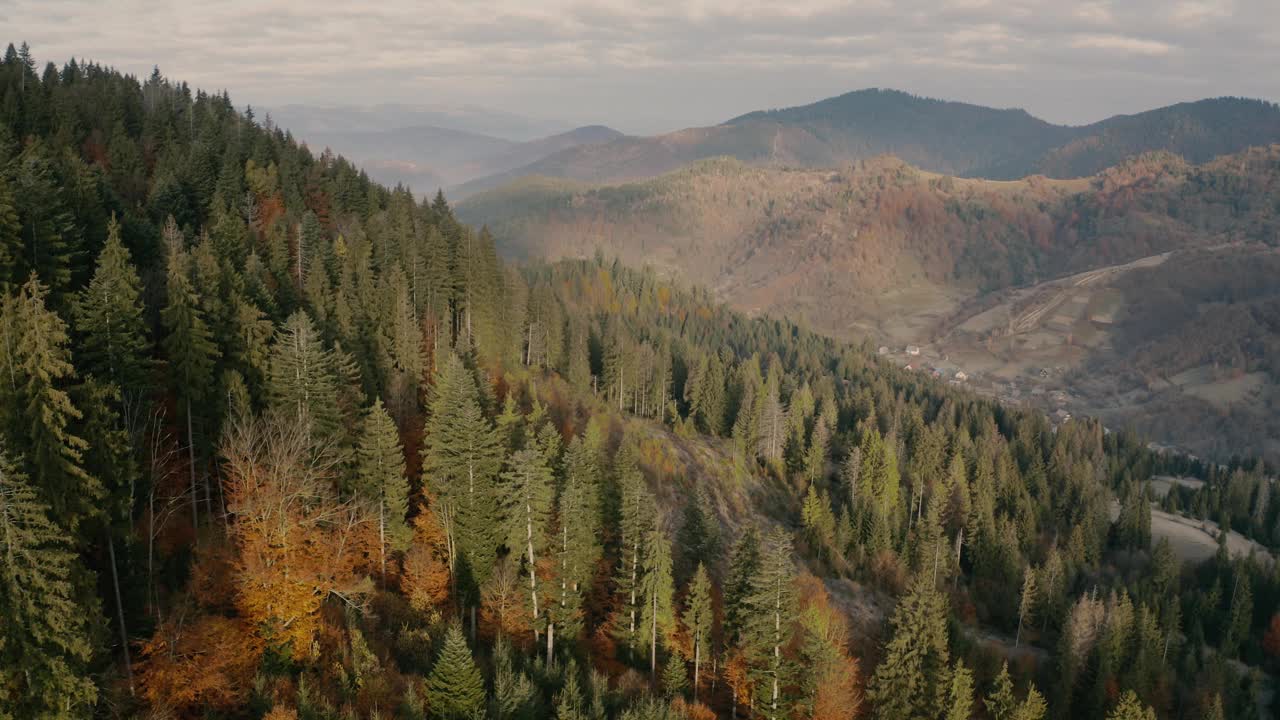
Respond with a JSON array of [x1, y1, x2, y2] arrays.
[[72, 215, 150, 400], [354, 398, 410, 580], [661, 652, 689, 698], [555, 433, 603, 645], [615, 443, 655, 654], [426, 623, 486, 720], [640, 527, 675, 676], [422, 353, 503, 599], [742, 528, 796, 720], [160, 220, 218, 533], [723, 526, 761, 644], [502, 445, 554, 648], [267, 309, 344, 442], [0, 274, 100, 532], [0, 443, 98, 716], [0, 175, 22, 292], [985, 662, 1016, 720], [867, 574, 950, 720], [683, 562, 714, 701], [944, 659, 975, 720], [1107, 691, 1156, 720]]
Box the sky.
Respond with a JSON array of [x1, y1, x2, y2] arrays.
[[7, 0, 1279, 136]]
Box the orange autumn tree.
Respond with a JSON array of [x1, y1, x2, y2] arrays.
[[222, 411, 376, 659], [795, 575, 863, 720], [137, 613, 261, 712], [403, 499, 452, 612]]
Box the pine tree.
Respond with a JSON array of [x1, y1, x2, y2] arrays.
[[683, 562, 714, 701], [641, 527, 675, 676], [0, 443, 98, 716], [1013, 685, 1047, 720], [1016, 567, 1037, 648], [71, 215, 150, 399], [426, 623, 486, 720], [944, 659, 975, 720], [422, 353, 503, 603], [0, 274, 100, 532], [353, 398, 410, 580], [867, 574, 950, 720]]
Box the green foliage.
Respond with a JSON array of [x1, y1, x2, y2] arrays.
[[0, 443, 98, 716], [867, 575, 950, 720], [427, 623, 486, 720], [354, 398, 411, 557]]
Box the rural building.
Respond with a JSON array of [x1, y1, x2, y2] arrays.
[[906, 345, 921, 356]]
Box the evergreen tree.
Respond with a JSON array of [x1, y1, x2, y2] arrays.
[[742, 528, 795, 720], [0, 443, 98, 716], [267, 310, 344, 442], [555, 433, 603, 645], [353, 398, 410, 579], [1106, 691, 1156, 720], [986, 662, 1016, 720], [71, 215, 150, 400], [160, 220, 218, 533], [615, 443, 655, 653], [661, 652, 688, 698], [683, 562, 714, 701], [723, 526, 761, 643], [422, 353, 503, 604], [426, 623, 486, 720], [640, 527, 675, 676], [945, 659, 975, 720], [502, 445, 554, 650], [867, 574, 950, 720], [0, 175, 20, 292], [0, 274, 99, 532]]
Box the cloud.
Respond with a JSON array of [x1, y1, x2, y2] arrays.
[[6, 0, 1278, 134]]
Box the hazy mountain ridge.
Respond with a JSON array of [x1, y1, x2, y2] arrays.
[[455, 90, 1280, 194]]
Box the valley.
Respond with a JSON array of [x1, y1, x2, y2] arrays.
[[462, 149, 1280, 464]]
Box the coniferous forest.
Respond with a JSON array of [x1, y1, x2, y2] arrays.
[[3, 46, 1280, 720]]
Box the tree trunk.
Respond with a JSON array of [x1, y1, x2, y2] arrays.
[[186, 399, 198, 540], [693, 634, 701, 702], [107, 532, 134, 695], [379, 498, 387, 585], [650, 589, 659, 676], [546, 618, 555, 666]]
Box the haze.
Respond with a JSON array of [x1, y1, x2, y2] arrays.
[[9, 0, 1279, 135]]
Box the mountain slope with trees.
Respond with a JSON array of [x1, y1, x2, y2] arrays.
[[1, 44, 1277, 720]]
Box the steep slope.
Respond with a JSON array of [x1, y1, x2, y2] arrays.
[[457, 90, 1280, 191]]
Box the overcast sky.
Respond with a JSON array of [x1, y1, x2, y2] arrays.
[[7, 0, 1278, 136]]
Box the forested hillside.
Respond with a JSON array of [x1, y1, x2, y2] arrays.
[[454, 90, 1280, 195], [3, 46, 1280, 720]]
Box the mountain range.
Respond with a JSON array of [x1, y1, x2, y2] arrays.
[[452, 89, 1280, 197]]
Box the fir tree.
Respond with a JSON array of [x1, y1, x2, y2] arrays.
[[426, 623, 486, 720], [0, 443, 98, 716], [985, 662, 1016, 720], [267, 309, 344, 442]]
